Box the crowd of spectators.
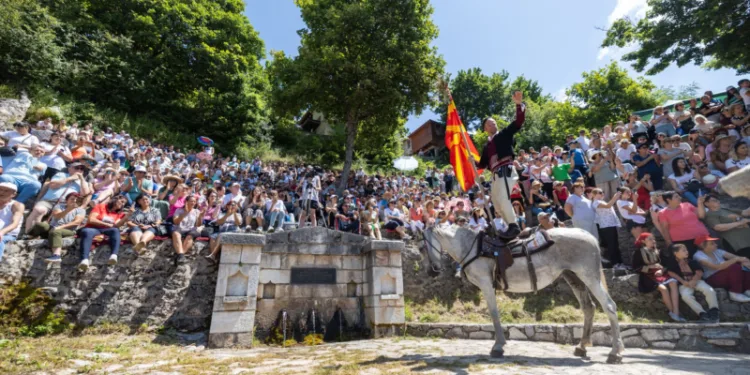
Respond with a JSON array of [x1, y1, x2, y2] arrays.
[[0, 78, 749, 323]]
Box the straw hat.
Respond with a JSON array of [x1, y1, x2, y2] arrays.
[[162, 174, 183, 184], [712, 134, 737, 148]]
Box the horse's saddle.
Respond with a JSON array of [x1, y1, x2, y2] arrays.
[[476, 228, 555, 292]]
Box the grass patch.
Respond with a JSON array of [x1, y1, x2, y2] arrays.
[[406, 291, 652, 324]]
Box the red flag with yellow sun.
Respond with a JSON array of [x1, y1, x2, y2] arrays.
[[444, 96, 481, 191]]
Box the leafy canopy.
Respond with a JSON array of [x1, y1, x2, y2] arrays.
[[602, 0, 750, 74], [270, 0, 444, 188], [565, 62, 661, 128], [1, 0, 269, 152]]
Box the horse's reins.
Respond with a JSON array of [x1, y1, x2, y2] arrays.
[[423, 226, 479, 273]]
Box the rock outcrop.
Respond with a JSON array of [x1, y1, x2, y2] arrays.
[[0, 93, 31, 128]]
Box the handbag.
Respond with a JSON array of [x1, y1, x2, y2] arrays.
[[686, 179, 703, 194], [155, 224, 169, 237], [0, 146, 16, 157]]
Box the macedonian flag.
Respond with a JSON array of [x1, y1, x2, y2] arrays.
[[445, 96, 481, 191]]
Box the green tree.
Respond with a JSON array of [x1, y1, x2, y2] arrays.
[[602, 0, 750, 74], [2, 0, 269, 152], [436, 68, 510, 131], [269, 0, 444, 190], [0, 0, 64, 85], [566, 62, 660, 128], [652, 81, 702, 103]]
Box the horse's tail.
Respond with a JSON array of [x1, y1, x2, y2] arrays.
[[600, 268, 609, 293]]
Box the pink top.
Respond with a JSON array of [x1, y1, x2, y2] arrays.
[[201, 201, 220, 221], [658, 202, 709, 242], [168, 195, 187, 218]]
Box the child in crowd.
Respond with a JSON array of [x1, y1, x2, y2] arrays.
[[666, 243, 719, 322], [632, 233, 685, 322]]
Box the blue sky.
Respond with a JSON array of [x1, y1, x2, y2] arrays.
[[244, 0, 743, 132]]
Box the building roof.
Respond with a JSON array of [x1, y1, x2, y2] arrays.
[[408, 119, 443, 139], [632, 90, 730, 121]]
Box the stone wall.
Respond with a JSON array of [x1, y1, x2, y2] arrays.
[[1, 231, 749, 342], [0, 238, 217, 332], [405, 322, 750, 353]]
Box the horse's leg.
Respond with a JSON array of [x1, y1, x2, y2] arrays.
[[579, 269, 624, 364], [482, 282, 506, 357], [466, 263, 505, 358], [561, 271, 595, 358]]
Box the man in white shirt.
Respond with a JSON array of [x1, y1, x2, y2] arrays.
[[299, 172, 321, 227], [222, 182, 245, 208], [739, 79, 750, 112], [616, 139, 636, 163], [577, 130, 591, 152]]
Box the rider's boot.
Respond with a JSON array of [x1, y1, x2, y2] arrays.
[[496, 223, 520, 240]]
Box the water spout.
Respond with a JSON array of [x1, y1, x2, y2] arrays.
[[282, 310, 288, 348]]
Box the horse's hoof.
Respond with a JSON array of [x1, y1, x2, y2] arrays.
[[606, 354, 623, 364], [490, 349, 504, 358], [573, 347, 587, 357]]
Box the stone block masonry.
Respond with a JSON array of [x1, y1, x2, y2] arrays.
[[253, 228, 405, 341], [405, 323, 750, 353], [0, 238, 218, 332], [208, 234, 265, 348]]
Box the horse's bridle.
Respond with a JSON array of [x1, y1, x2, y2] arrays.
[[423, 226, 479, 273]]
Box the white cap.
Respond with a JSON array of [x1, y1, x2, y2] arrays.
[[134, 165, 147, 173], [0, 182, 17, 191]]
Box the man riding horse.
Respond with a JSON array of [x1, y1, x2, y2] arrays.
[[477, 91, 525, 240]]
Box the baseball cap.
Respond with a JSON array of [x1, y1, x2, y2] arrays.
[[134, 165, 147, 173], [694, 235, 719, 247]]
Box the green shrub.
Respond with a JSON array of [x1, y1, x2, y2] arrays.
[[25, 107, 62, 123], [0, 282, 70, 337], [0, 84, 20, 99]]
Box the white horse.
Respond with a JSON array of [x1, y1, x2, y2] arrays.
[[424, 225, 624, 364]]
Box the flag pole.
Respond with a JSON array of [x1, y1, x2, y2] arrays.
[[447, 91, 484, 195], [445, 90, 494, 231]]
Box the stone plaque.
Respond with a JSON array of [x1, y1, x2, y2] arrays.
[[291, 268, 336, 285]]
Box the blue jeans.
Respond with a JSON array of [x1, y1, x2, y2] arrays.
[[0, 234, 17, 260], [267, 211, 284, 230], [0, 175, 41, 204], [79, 227, 121, 260], [681, 191, 703, 206]]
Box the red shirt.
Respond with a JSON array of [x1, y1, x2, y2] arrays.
[[553, 187, 569, 202], [636, 186, 651, 211], [658, 202, 709, 242], [87, 203, 126, 229]]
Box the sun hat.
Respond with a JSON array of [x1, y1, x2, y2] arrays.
[[134, 165, 147, 173], [634, 232, 653, 247], [702, 174, 719, 189], [162, 175, 183, 184], [0, 182, 17, 191], [694, 235, 719, 247], [712, 134, 737, 148]]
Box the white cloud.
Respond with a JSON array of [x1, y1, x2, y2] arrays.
[[598, 0, 649, 61], [553, 87, 568, 102], [607, 0, 648, 25], [597, 47, 611, 61]]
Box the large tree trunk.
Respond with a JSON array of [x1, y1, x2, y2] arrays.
[[338, 113, 359, 193]]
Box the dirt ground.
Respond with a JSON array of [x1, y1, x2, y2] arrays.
[[2, 332, 749, 374]]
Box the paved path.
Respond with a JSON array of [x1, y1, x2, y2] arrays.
[[202, 338, 750, 375]]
